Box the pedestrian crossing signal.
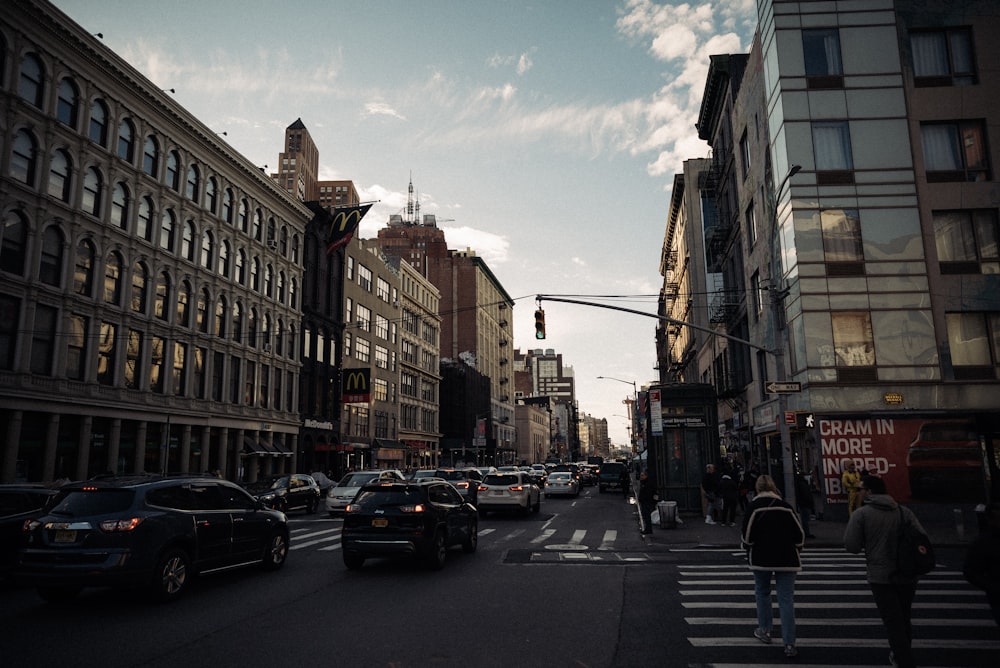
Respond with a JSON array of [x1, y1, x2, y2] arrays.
[[534, 309, 546, 339]]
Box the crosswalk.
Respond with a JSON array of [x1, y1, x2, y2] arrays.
[[678, 547, 1000, 666]]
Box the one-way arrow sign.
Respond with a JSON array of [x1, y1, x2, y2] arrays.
[[766, 381, 801, 393]]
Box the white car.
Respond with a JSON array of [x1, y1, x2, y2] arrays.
[[477, 471, 540, 516], [544, 471, 580, 497], [325, 470, 403, 516]]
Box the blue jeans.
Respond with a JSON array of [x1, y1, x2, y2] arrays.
[[754, 570, 796, 646]]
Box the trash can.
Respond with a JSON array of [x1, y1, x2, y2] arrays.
[[658, 500, 677, 529]]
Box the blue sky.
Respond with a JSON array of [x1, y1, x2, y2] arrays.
[[53, 0, 758, 446]]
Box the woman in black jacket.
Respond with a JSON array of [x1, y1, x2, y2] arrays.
[[741, 474, 805, 658]]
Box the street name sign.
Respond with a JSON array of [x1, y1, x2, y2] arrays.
[[766, 381, 801, 393]]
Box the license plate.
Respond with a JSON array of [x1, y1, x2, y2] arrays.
[[54, 530, 76, 543], [492, 490, 504, 496], [371, 518, 388, 527]]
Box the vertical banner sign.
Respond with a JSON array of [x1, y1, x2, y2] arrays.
[[342, 368, 371, 404], [650, 389, 663, 436], [305, 201, 375, 255]]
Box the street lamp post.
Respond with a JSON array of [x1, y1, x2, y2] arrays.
[[597, 376, 638, 453], [769, 165, 802, 507]]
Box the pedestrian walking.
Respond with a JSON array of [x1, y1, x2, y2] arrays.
[[719, 472, 739, 526], [701, 463, 720, 524], [637, 470, 658, 534], [842, 460, 862, 515], [741, 474, 804, 658], [844, 475, 928, 668], [795, 471, 815, 538], [963, 501, 1000, 627]]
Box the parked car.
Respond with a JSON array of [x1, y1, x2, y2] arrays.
[[341, 478, 478, 570], [0, 484, 60, 579], [597, 461, 629, 493], [477, 471, 541, 516], [906, 420, 985, 500], [433, 468, 483, 504], [16, 475, 289, 602], [326, 470, 404, 516], [247, 474, 321, 513], [544, 471, 580, 498]]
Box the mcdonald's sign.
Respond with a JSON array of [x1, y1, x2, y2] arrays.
[[305, 201, 375, 255], [342, 368, 371, 404]]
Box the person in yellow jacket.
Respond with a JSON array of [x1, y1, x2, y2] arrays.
[[841, 461, 862, 515]]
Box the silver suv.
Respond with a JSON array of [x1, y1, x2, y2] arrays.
[[476, 471, 541, 516], [325, 470, 404, 516]]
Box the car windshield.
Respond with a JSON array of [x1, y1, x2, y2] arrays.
[[549, 473, 572, 481], [352, 488, 422, 509], [48, 489, 135, 516], [483, 474, 518, 486], [337, 473, 379, 488], [268, 476, 290, 490]]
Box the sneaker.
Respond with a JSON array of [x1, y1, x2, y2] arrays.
[[889, 651, 896, 666], [753, 628, 771, 644], [784, 645, 797, 657], [705, 517, 716, 525]]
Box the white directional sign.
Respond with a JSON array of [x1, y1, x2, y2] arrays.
[[766, 381, 801, 393]]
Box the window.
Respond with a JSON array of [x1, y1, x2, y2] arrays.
[[356, 337, 370, 363], [214, 297, 227, 338], [197, 289, 210, 334], [204, 177, 217, 214], [18, 53, 44, 108], [250, 257, 260, 292], [235, 249, 246, 285], [244, 360, 256, 406], [104, 252, 122, 305], [201, 230, 214, 270], [832, 312, 876, 367], [82, 167, 102, 216], [375, 345, 389, 369], [160, 209, 176, 252], [117, 119, 135, 162], [230, 355, 241, 404], [212, 351, 224, 401], [74, 239, 95, 297], [934, 209, 999, 274], [238, 199, 248, 233], [946, 312, 1000, 379], [812, 121, 854, 182], [186, 165, 199, 201], [821, 208, 864, 272], [97, 321, 117, 386], [802, 28, 843, 87], [39, 226, 64, 287], [154, 272, 169, 321], [30, 304, 57, 375], [252, 209, 262, 241], [264, 264, 273, 297], [130, 262, 148, 314], [48, 149, 72, 202], [739, 130, 750, 181], [177, 280, 191, 327], [10, 129, 38, 186], [921, 120, 990, 182], [124, 329, 142, 389], [66, 314, 87, 380], [912, 28, 976, 87], [182, 220, 196, 262], [1, 210, 29, 275], [745, 201, 756, 247], [219, 240, 230, 277], [376, 277, 391, 302], [0, 295, 19, 371], [358, 265, 372, 291], [277, 271, 285, 303], [375, 314, 389, 340], [247, 308, 258, 348], [166, 151, 180, 191], [357, 304, 372, 333], [89, 100, 109, 146], [142, 136, 159, 177], [750, 271, 763, 319], [111, 182, 130, 230], [232, 302, 243, 343], [56, 78, 79, 128], [222, 188, 234, 224], [150, 335, 165, 393], [173, 342, 187, 396]]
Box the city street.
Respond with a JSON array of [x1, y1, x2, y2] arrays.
[[1, 487, 996, 667]]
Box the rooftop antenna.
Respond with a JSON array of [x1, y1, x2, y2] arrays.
[[406, 172, 414, 223]]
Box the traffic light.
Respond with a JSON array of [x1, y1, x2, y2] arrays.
[[534, 308, 546, 339]]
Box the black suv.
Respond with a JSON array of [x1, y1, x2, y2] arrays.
[[246, 473, 321, 513], [341, 478, 478, 570], [597, 461, 629, 493], [433, 468, 483, 504], [17, 475, 289, 602]]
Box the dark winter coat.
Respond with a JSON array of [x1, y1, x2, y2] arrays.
[[844, 493, 927, 584], [740, 491, 804, 572], [718, 474, 738, 504]]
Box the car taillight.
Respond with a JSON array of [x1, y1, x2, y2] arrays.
[[344, 503, 359, 513], [400, 504, 426, 513], [99, 517, 144, 532], [455, 481, 469, 489], [508, 485, 524, 492], [478, 484, 487, 492], [23, 519, 40, 532]]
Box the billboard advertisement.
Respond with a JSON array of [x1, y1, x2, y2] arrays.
[[819, 416, 986, 504]]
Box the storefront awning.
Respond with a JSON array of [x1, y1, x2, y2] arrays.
[[242, 436, 268, 454]]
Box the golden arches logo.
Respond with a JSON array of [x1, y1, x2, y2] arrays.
[[344, 370, 368, 391], [330, 209, 364, 234]]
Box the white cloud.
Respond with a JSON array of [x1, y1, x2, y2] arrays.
[[516, 51, 534, 75], [363, 101, 406, 120], [440, 226, 510, 266]]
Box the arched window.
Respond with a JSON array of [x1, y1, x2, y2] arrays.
[[182, 219, 195, 262], [185, 164, 199, 201], [250, 257, 260, 291], [215, 296, 228, 338], [165, 150, 180, 191], [232, 301, 243, 343], [201, 229, 214, 270], [18, 53, 44, 108], [204, 176, 217, 213], [0, 210, 29, 275], [222, 188, 234, 224], [154, 271, 170, 321], [111, 182, 130, 230], [10, 129, 38, 186], [177, 280, 191, 327], [130, 262, 148, 313], [264, 264, 273, 298], [89, 99, 109, 146], [235, 249, 246, 285], [142, 136, 159, 177], [287, 323, 296, 359], [197, 288, 210, 333], [276, 318, 285, 356], [279, 226, 288, 256], [262, 314, 272, 352], [248, 307, 258, 348], [219, 240, 230, 277], [137, 196, 154, 241], [160, 209, 176, 252], [117, 118, 135, 162], [104, 251, 122, 305], [56, 78, 79, 128], [267, 217, 276, 245], [48, 149, 73, 202], [291, 235, 300, 263], [39, 226, 64, 287], [289, 278, 298, 309], [82, 166, 103, 216], [238, 199, 248, 233], [277, 270, 286, 303], [252, 209, 263, 241], [74, 238, 95, 297]]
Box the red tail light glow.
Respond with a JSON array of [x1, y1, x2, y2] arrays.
[[99, 517, 144, 532], [508, 485, 524, 492], [399, 503, 426, 513]]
